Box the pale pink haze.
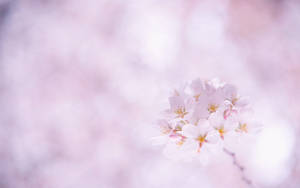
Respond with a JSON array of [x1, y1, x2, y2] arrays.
[[0, 0, 299, 188]]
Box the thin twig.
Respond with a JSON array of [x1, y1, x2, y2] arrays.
[[223, 147, 257, 187]]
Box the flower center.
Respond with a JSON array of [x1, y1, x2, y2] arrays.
[[193, 119, 200, 126], [161, 128, 171, 134], [197, 136, 206, 143], [208, 104, 218, 113], [236, 123, 248, 133], [179, 120, 189, 125], [174, 125, 182, 132], [232, 97, 238, 105], [161, 124, 172, 135], [196, 134, 207, 150], [176, 135, 186, 146], [194, 94, 201, 101], [174, 108, 188, 118], [216, 126, 226, 139]]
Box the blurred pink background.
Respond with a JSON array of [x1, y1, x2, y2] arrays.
[[0, 0, 300, 187]]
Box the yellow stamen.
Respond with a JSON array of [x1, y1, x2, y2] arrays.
[[174, 108, 188, 118], [194, 94, 201, 101], [162, 130, 170, 134], [197, 136, 206, 143], [208, 104, 218, 113], [174, 125, 182, 132], [176, 139, 184, 146], [216, 126, 226, 139], [161, 126, 172, 135], [236, 123, 248, 133], [194, 119, 200, 126], [196, 134, 207, 152], [180, 120, 189, 125], [232, 97, 238, 105], [176, 136, 186, 146]]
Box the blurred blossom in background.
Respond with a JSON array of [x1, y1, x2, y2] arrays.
[[0, 0, 299, 187]]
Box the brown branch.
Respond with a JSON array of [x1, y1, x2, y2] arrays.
[[223, 148, 257, 187]]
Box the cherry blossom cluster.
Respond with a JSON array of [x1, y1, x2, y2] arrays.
[[154, 78, 261, 162]]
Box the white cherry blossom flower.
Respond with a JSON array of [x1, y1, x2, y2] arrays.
[[154, 78, 261, 164], [153, 119, 187, 146], [169, 95, 187, 118], [222, 84, 250, 119], [234, 111, 262, 134], [209, 109, 237, 140], [182, 120, 218, 152], [191, 89, 225, 121], [167, 86, 194, 119]]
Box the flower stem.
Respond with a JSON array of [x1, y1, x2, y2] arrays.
[[223, 147, 256, 187]]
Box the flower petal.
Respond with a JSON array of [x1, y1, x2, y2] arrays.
[[169, 96, 185, 111], [182, 124, 200, 138], [191, 78, 205, 94], [206, 133, 220, 144], [222, 84, 237, 100], [193, 102, 209, 119]]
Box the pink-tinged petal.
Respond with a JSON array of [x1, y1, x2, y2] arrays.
[[169, 95, 185, 111], [222, 84, 237, 100], [215, 104, 232, 119], [169, 133, 180, 139], [191, 78, 205, 94], [223, 109, 231, 120], [224, 107, 239, 120]]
